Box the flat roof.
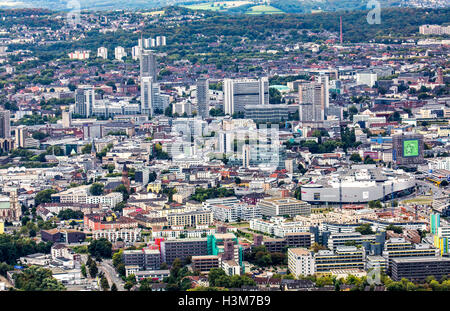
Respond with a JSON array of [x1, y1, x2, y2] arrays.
[[288, 248, 310, 256], [392, 256, 450, 263]]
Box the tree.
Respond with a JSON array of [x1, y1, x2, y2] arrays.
[[114, 184, 130, 201], [111, 283, 118, 291], [88, 238, 112, 258], [58, 209, 84, 220], [124, 274, 137, 291], [35, 189, 57, 206], [350, 153, 362, 162], [364, 155, 376, 164], [89, 262, 98, 278], [100, 275, 110, 291], [81, 264, 87, 278], [81, 143, 92, 154], [90, 183, 104, 196], [269, 87, 282, 104], [355, 223, 374, 235], [368, 200, 383, 209], [13, 266, 65, 291], [386, 225, 403, 234], [139, 278, 153, 291]]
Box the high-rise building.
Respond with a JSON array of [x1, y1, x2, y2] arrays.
[[298, 82, 325, 121], [140, 49, 158, 81], [317, 74, 330, 114], [0, 109, 11, 139], [62, 110, 72, 128], [140, 78, 166, 116], [75, 86, 95, 118], [15, 125, 27, 148], [431, 213, 440, 234], [223, 77, 269, 115], [419, 24, 450, 35], [97, 47, 108, 59], [299, 102, 314, 122], [132, 46, 141, 61], [114, 46, 126, 61], [140, 77, 154, 116], [197, 77, 209, 118], [392, 133, 424, 165], [288, 248, 315, 277]]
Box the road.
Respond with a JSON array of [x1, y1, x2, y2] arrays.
[[99, 259, 125, 291]]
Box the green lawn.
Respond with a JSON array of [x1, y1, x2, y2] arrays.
[[402, 196, 434, 205], [245, 5, 284, 14], [181, 2, 285, 15], [181, 1, 252, 12]]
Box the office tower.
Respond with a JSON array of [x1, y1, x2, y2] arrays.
[[197, 77, 209, 118], [223, 77, 269, 115], [97, 47, 108, 59], [392, 133, 424, 165], [141, 77, 154, 117], [0, 109, 11, 139], [299, 102, 314, 122], [114, 46, 126, 61], [132, 46, 141, 61], [144, 38, 151, 49], [219, 131, 234, 154], [140, 49, 158, 81], [75, 86, 95, 118], [15, 125, 27, 148], [242, 144, 250, 168], [298, 82, 325, 121], [62, 110, 72, 128], [317, 74, 330, 114], [141, 77, 164, 116]]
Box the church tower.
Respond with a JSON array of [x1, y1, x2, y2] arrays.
[[122, 164, 131, 193]]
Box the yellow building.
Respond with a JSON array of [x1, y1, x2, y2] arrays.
[[147, 182, 162, 193], [0, 221, 4, 234]]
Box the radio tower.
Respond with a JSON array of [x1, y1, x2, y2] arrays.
[[340, 16, 343, 45]]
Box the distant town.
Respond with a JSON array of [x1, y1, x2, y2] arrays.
[[0, 5, 449, 292]]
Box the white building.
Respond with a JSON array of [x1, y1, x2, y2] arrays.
[[114, 46, 127, 61], [97, 47, 108, 59], [356, 72, 377, 87], [288, 248, 315, 277], [68, 50, 90, 60], [93, 228, 141, 243], [223, 77, 269, 115]]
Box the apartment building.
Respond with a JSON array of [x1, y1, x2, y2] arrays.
[[123, 248, 161, 270], [288, 248, 315, 277], [166, 209, 213, 227], [92, 228, 142, 243], [160, 238, 209, 265], [191, 255, 220, 272]]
